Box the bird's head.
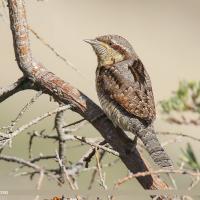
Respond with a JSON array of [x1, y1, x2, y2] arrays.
[[84, 35, 136, 66]]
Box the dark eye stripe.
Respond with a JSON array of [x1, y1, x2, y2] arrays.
[[110, 43, 127, 55]]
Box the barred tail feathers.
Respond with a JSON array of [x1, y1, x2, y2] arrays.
[[137, 126, 173, 168]]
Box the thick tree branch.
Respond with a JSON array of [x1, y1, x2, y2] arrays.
[[5, 0, 171, 193]]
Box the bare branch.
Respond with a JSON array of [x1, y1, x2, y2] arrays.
[[55, 150, 77, 191], [63, 119, 85, 128], [115, 169, 200, 187], [88, 148, 106, 190], [7, 91, 42, 132], [0, 154, 41, 171], [0, 77, 35, 103], [74, 136, 117, 156], [0, 105, 71, 148], [29, 27, 87, 80], [55, 109, 66, 160], [65, 141, 107, 177], [63, 119, 88, 133], [95, 148, 107, 190], [55, 108, 67, 182], [30, 155, 56, 163], [188, 175, 200, 191], [27, 130, 58, 141], [36, 170, 44, 190]]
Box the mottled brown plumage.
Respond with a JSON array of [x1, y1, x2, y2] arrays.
[[96, 59, 156, 121], [85, 35, 172, 168]]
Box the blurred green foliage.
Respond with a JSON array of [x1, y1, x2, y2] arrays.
[[160, 80, 200, 171], [160, 80, 200, 114], [181, 143, 200, 171]]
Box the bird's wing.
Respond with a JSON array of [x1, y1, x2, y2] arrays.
[[98, 59, 156, 121]]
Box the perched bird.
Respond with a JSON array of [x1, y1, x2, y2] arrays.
[[85, 35, 172, 168]]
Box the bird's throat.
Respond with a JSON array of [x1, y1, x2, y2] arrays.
[[97, 51, 125, 67]]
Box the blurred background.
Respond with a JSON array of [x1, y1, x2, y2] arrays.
[[0, 0, 200, 199]]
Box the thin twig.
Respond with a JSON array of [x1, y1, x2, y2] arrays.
[[30, 155, 56, 163], [0, 155, 41, 171], [65, 141, 107, 178], [0, 77, 33, 104], [115, 169, 200, 187], [7, 91, 42, 132], [28, 130, 45, 158], [74, 136, 118, 157], [55, 150, 77, 190], [29, 27, 90, 82], [63, 119, 85, 128], [83, 158, 120, 172], [188, 170, 200, 191], [0, 105, 71, 148], [63, 120, 88, 133], [36, 170, 44, 190], [95, 148, 107, 190], [88, 148, 106, 190], [27, 130, 58, 140]]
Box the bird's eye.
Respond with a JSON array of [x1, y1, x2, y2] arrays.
[[108, 42, 112, 46]]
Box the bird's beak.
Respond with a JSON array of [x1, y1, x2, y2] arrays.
[[83, 39, 99, 46]]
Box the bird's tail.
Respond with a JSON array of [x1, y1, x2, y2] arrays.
[[136, 125, 173, 168]]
